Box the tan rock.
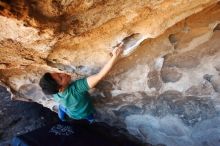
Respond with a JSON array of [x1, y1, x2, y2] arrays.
[[147, 70, 162, 90]]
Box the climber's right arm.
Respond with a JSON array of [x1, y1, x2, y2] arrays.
[[87, 43, 123, 88]]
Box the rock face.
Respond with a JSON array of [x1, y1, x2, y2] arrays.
[[161, 67, 182, 83], [1, 1, 220, 146], [0, 86, 59, 143]]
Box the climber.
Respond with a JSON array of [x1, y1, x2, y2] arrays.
[[39, 43, 124, 123]]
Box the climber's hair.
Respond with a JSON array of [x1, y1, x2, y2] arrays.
[[39, 73, 59, 95]]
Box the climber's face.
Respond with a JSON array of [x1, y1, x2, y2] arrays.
[[50, 72, 71, 92]]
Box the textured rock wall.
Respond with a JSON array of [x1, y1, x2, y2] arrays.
[[0, 1, 220, 146]]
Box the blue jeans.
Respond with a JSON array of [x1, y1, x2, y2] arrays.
[[58, 105, 68, 121], [58, 105, 95, 123]]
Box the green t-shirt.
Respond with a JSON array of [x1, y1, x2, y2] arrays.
[[53, 78, 95, 120]]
